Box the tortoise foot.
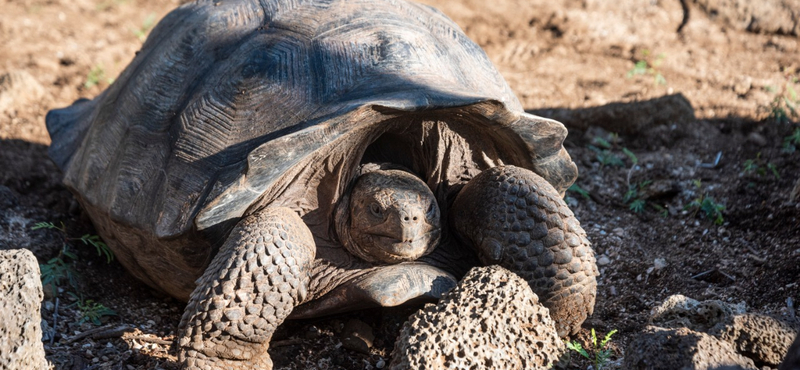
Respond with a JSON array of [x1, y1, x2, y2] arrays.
[[451, 165, 598, 336], [178, 207, 315, 369]]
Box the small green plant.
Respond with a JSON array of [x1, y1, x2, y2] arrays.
[[70, 293, 117, 325], [589, 134, 625, 168], [766, 79, 799, 125], [33, 222, 114, 263], [624, 180, 652, 213], [568, 183, 591, 200], [783, 127, 800, 153], [567, 328, 618, 370], [741, 152, 780, 179], [84, 65, 114, 89], [684, 193, 725, 225], [39, 244, 79, 291], [132, 13, 157, 42], [627, 49, 666, 86]]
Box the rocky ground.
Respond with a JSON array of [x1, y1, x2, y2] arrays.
[[1, 0, 799, 369]]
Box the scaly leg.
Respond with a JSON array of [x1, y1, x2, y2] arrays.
[[177, 207, 315, 369], [451, 166, 597, 337]]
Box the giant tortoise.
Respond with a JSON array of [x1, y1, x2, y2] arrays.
[[46, 0, 598, 368]]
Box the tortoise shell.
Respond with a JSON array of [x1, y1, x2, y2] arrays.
[[46, 0, 577, 299]]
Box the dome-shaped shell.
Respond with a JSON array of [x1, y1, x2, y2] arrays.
[[46, 0, 577, 299]]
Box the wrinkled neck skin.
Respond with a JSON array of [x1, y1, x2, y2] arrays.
[[335, 163, 442, 265]]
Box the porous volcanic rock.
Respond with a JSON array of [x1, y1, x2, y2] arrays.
[[649, 294, 745, 332], [0, 249, 49, 370], [630, 294, 798, 369], [624, 326, 757, 370], [389, 265, 565, 370], [711, 313, 798, 367]]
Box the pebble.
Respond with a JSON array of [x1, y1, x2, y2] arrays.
[[746, 132, 767, 146], [376, 358, 385, 369], [43, 300, 54, 312], [341, 319, 374, 354], [597, 255, 611, 266], [654, 258, 668, 270]]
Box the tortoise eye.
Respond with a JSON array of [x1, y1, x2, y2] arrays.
[[369, 203, 383, 217]]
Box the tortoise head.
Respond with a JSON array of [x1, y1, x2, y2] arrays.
[[336, 168, 441, 264]]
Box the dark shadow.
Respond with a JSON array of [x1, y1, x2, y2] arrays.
[[527, 93, 696, 136]]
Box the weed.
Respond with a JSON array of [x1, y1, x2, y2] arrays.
[[84, 65, 114, 89], [69, 293, 117, 325], [627, 49, 666, 86], [741, 152, 780, 179], [784, 127, 800, 153], [624, 180, 652, 213], [567, 328, 618, 370], [766, 79, 799, 125], [33, 222, 114, 263], [685, 194, 725, 225], [589, 134, 624, 168], [568, 183, 591, 200], [133, 13, 157, 42], [39, 244, 79, 291], [651, 203, 669, 218]]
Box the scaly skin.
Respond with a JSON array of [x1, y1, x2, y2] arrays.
[[451, 165, 598, 337], [177, 207, 315, 370]]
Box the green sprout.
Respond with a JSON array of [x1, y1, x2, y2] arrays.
[[70, 293, 117, 326], [741, 152, 780, 179], [33, 222, 114, 263], [589, 134, 625, 168], [568, 183, 591, 200], [567, 328, 618, 370], [84, 65, 114, 89], [39, 244, 79, 291], [685, 195, 725, 225], [624, 180, 651, 213], [784, 127, 800, 153], [627, 50, 666, 86]]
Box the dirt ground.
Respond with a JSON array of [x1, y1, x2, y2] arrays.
[[1, 0, 799, 369]]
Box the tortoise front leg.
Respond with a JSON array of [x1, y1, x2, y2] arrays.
[[451, 166, 597, 337], [178, 207, 315, 370]]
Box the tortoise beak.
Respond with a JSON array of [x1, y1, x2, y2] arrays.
[[366, 208, 433, 243]]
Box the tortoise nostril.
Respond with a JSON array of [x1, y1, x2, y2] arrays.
[[412, 216, 418, 221], [404, 216, 410, 221]]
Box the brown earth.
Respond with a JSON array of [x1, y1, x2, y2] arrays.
[[1, 0, 799, 369]]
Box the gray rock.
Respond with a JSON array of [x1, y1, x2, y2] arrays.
[[624, 326, 757, 370], [649, 294, 745, 332], [341, 319, 374, 355], [0, 249, 50, 370], [710, 313, 798, 367], [390, 266, 565, 370], [636, 295, 798, 368]]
